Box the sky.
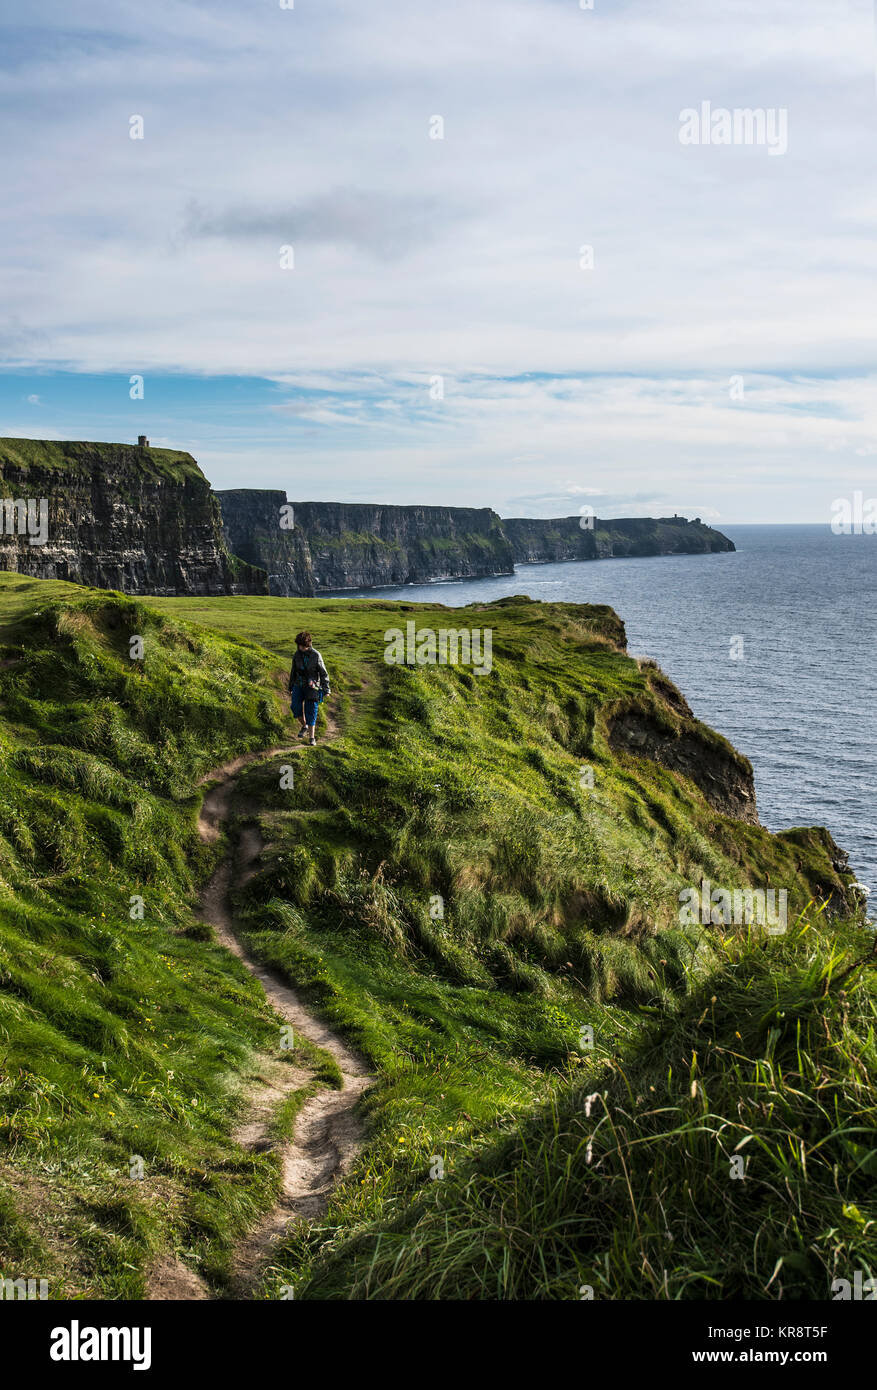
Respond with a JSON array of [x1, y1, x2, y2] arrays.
[[1, 0, 876, 521]]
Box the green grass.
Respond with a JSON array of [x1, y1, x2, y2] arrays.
[[0, 438, 204, 484], [0, 573, 867, 1300], [0, 583, 312, 1295], [287, 916, 877, 1300]]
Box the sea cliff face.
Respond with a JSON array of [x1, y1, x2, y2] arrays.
[[217, 494, 735, 596], [217, 488, 313, 595], [0, 438, 735, 600], [502, 514, 734, 563], [0, 439, 267, 596], [217, 493, 516, 596]]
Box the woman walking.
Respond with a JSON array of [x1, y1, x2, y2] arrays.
[[289, 631, 331, 745]]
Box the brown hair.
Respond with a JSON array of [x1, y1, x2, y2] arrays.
[[295, 631, 312, 648]]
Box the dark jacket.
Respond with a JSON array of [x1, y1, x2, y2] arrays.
[[289, 646, 330, 697]]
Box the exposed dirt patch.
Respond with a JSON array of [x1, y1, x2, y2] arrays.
[[147, 1255, 210, 1301], [231, 1054, 309, 1151], [148, 730, 371, 1301]]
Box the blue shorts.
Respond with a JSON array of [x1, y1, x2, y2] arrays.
[[291, 686, 321, 727]]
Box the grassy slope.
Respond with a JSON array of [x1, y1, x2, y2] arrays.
[[0, 574, 869, 1300], [0, 577, 296, 1296], [158, 588, 867, 1301], [296, 915, 877, 1300]]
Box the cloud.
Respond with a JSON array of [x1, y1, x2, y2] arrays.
[[1, 0, 875, 518], [181, 189, 450, 260]]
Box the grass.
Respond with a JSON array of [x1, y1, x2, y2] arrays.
[[0, 572, 867, 1300], [0, 582, 310, 1295], [0, 438, 204, 484], [286, 916, 877, 1300]]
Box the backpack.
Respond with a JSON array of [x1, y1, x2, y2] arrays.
[[292, 648, 321, 700]]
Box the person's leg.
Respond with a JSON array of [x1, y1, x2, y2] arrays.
[[305, 698, 318, 744], [291, 687, 307, 733]]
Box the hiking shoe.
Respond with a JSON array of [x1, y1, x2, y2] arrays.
[[308, 732, 317, 745], [298, 725, 308, 737]]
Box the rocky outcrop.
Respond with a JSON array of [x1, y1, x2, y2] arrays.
[[218, 494, 735, 597], [217, 494, 516, 596], [608, 702, 759, 824], [0, 439, 267, 596], [502, 514, 734, 564]]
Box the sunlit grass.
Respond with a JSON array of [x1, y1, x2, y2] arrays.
[[0, 575, 864, 1300]]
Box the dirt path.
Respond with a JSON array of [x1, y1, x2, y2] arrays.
[[148, 732, 372, 1300]]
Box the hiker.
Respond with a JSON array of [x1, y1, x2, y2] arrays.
[[289, 631, 330, 745]]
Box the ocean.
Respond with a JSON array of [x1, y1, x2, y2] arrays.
[[346, 524, 876, 896]]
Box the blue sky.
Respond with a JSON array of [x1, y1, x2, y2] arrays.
[[1, 0, 876, 521]]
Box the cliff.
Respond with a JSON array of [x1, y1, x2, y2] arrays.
[[218, 493, 735, 596], [0, 439, 267, 596], [502, 514, 734, 563], [217, 493, 516, 596], [0, 436, 734, 600], [218, 489, 314, 596], [607, 671, 759, 824]]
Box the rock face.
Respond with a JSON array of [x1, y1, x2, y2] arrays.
[[218, 494, 735, 596], [0, 439, 267, 596], [602, 660, 761, 824], [608, 698, 759, 824], [502, 514, 734, 563], [0, 438, 736, 600], [217, 493, 516, 596], [217, 489, 313, 596]]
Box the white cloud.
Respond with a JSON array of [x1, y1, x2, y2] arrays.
[[1, 0, 876, 517]]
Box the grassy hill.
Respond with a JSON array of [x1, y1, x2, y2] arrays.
[[0, 573, 870, 1300]]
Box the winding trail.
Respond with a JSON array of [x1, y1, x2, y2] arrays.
[[149, 738, 372, 1300]]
